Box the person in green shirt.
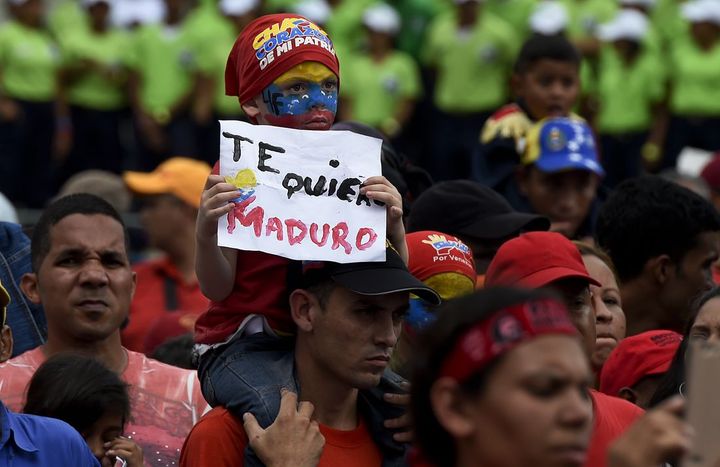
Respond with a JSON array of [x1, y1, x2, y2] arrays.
[[0, 0, 63, 208], [423, 0, 518, 180], [193, 0, 259, 163], [589, 9, 665, 186], [660, 0, 720, 171], [340, 3, 422, 139], [128, 0, 200, 170], [58, 0, 132, 179]]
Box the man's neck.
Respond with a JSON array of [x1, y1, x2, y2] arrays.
[[621, 280, 665, 335], [295, 348, 359, 430], [42, 331, 127, 374]]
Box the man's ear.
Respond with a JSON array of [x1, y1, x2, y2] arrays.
[[0, 325, 13, 363], [20, 273, 41, 305], [617, 387, 638, 404], [289, 289, 317, 332], [647, 255, 673, 286], [430, 377, 477, 439], [242, 98, 261, 120]]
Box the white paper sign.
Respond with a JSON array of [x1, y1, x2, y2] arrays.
[[218, 121, 386, 263]]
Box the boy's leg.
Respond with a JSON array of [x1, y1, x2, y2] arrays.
[[197, 333, 295, 427]]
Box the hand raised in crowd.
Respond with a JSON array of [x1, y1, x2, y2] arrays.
[[243, 389, 325, 467], [105, 436, 144, 467], [196, 174, 241, 241], [608, 396, 692, 467], [360, 176, 408, 264], [384, 381, 413, 443]]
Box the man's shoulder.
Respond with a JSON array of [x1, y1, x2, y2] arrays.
[[180, 407, 246, 467]]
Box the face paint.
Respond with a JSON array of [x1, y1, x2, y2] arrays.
[[260, 62, 338, 130], [406, 298, 436, 333]]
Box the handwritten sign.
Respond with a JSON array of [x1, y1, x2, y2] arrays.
[[218, 121, 386, 263]]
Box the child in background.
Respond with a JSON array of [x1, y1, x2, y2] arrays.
[[588, 9, 665, 186], [24, 354, 144, 467], [475, 34, 582, 189], [340, 3, 422, 139], [660, 0, 720, 171], [390, 231, 476, 378], [513, 117, 604, 240], [423, 0, 517, 180]]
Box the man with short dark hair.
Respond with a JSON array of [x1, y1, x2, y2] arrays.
[[595, 175, 720, 335], [485, 231, 644, 467], [180, 246, 440, 466], [0, 194, 208, 467]]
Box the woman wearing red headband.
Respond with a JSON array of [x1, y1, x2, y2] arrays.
[[411, 287, 593, 467]]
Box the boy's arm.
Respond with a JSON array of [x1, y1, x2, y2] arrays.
[[360, 176, 408, 264], [195, 175, 241, 301]]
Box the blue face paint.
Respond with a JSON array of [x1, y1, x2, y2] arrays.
[[262, 82, 338, 117], [406, 298, 437, 332]]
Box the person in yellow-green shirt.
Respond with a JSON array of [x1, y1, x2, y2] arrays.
[[589, 9, 665, 186], [423, 0, 518, 181], [340, 3, 422, 139], [661, 0, 720, 171], [128, 0, 200, 170], [193, 0, 259, 164], [59, 0, 132, 179], [0, 0, 62, 208]]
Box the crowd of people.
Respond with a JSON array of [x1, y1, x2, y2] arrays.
[[2, 0, 720, 466]]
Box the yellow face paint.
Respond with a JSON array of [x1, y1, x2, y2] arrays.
[[273, 62, 336, 86]]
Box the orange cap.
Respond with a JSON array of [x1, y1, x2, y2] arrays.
[[123, 158, 211, 209]]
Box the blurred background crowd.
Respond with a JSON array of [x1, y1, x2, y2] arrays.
[[3, 0, 720, 210]]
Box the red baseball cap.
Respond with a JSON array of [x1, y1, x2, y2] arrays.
[[485, 232, 600, 288], [407, 231, 476, 283], [225, 13, 340, 104], [599, 330, 682, 397]]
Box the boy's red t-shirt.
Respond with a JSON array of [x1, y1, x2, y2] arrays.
[[194, 163, 299, 344]]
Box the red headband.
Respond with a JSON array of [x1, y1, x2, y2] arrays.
[[439, 298, 578, 382], [225, 13, 340, 104]]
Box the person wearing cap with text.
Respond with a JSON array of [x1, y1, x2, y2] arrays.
[[192, 12, 412, 466], [181, 246, 441, 467], [485, 231, 644, 467], [121, 157, 211, 353], [390, 231, 477, 377], [407, 179, 549, 277], [0, 280, 13, 362], [511, 117, 605, 240], [599, 330, 682, 409]]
